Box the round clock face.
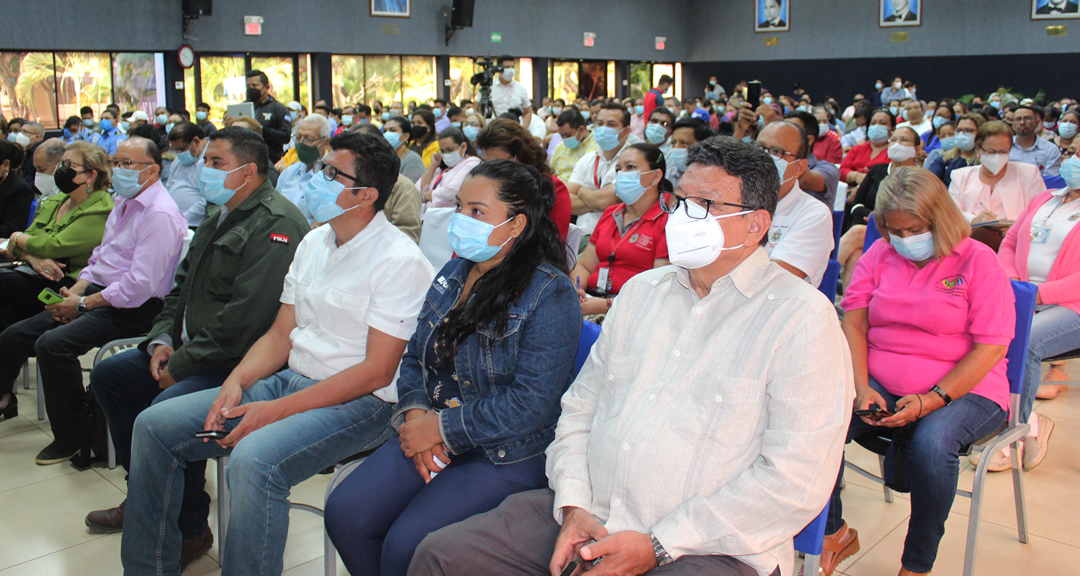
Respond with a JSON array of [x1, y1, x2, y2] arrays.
[[178, 45, 195, 69]]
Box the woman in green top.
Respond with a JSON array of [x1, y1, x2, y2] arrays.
[[0, 141, 113, 330]]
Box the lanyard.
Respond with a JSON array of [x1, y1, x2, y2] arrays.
[[593, 156, 602, 189], [433, 172, 444, 189], [606, 212, 650, 268]]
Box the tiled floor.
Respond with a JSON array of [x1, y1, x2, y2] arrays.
[[2, 359, 1078, 575]]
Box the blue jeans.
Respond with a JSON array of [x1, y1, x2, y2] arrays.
[[121, 369, 394, 576], [324, 439, 547, 576], [91, 349, 232, 539], [1022, 304, 1080, 423], [826, 376, 1005, 573]]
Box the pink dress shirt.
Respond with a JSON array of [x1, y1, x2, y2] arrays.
[[948, 161, 1046, 223], [1000, 191, 1080, 314], [420, 156, 482, 208], [78, 180, 187, 308]]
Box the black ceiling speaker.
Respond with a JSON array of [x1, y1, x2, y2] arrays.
[[182, 0, 212, 17], [450, 0, 474, 27]]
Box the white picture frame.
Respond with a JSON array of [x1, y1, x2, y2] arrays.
[[880, 0, 921, 27], [755, 0, 790, 33], [371, 0, 410, 18], [1031, 0, 1080, 19]]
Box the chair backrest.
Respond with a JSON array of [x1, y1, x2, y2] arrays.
[[1043, 175, 1066, 191], [565, 223, 584, 270], [794, 500, 831, 555], [831, 211, 844, 259], [27, 197, 38, 228], [573, 321, 601, 375], [834, 182, 848, 211], [418, 206, 456, 271], [863, 213, 882, 252], [818, 259, 841, 301], [1006, 280, 1038, 400]]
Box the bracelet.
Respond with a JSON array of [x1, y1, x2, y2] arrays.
[[606, 297, 613, 310], [915, 394, 924, 418]]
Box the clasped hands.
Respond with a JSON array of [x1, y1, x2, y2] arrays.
[[400, 408, 452, 483], [548, 506, 656, 576]]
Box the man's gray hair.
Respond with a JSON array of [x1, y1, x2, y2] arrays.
[[25, 121, 44, 133], [37, 138, 66, 164], [298, 113, 331, 139]]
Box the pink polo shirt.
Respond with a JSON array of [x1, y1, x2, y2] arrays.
[[842, 237, 1015, 411]]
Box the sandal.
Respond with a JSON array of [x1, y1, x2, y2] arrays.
[[807, 521, 860, 576]]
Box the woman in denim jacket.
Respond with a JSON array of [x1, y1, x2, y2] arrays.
[[325, 160, 582, 576]]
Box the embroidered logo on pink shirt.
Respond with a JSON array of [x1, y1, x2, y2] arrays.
[[937, 275, 967, 296]]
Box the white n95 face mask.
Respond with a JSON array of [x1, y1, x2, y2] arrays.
[[665, 202, 752, 269]]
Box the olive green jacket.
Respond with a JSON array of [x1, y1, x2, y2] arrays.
[[141, 180, 310, 382], [12, 190, 114, 279]]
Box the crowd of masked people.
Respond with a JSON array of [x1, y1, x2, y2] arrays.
[[0, 56, 1077, 576]]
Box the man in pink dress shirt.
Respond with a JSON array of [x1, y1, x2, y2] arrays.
[[0, 136, 187, 466]]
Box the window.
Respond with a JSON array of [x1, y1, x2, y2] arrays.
[[402, 56, 435, 106], [251, 56, 295, 104], [200, 56, 246, 120], [449, 57, 476, 105], [0, 52, 58, 128], [331, 55, 365, 109], [182, 66, 196, 114], [607, 61, 616, 100], [54, 52, 112, 123], [110, 53, 161, 118], [366, 55, 401, 107], [299, 54, 311, 112], [629, 62, 651, 100], [517, 57, 534, 100], [652, 64, 674, 99], [549, 61, 577, 103], [580, 61, 608, 101]]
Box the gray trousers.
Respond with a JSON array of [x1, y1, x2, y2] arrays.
[[407, 488, 772, 576]]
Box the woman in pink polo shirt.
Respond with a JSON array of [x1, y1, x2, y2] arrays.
[[822, 167, 1015, 576]]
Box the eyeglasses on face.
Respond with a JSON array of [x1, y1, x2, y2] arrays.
[[659, 192, 753, 219]]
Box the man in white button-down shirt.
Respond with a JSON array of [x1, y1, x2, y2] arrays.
[[411, 137, 853, 576], [122, 132, 435, 576]]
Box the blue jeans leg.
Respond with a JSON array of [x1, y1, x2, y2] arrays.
[[1021, 305, 1080, 423], [123, 369, 394, 576], [325, 440, 548, 576]]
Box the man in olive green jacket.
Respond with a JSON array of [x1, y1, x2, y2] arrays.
[[85, 127, 310, 567]]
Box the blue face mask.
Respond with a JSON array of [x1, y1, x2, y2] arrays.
[[83, 119, 94, 127], [932, 116, 947, 129], [594, 126, 622, 151], [875, 82, 884, 90], [63, 128, 72, 139], [196, 111, 208, 121], [452, 121, 462, 128], [6, 133, 16, 142], [741, 135, 753, 143], [562, 132, 581, 149], [156, 114, 169, 126], [198, 164, 250, 205], [990, 101, 1001, 110], [463, 125, 480, 142], [112, 166, 151, 198], [304, 173, 363, 222], [867, 125, 890, 144], [381, 112, 391, 122], [384, 131, 405, 148], [938, 136, 957, 151], [667, 147, 688, 171], [762, 96, 773, 105], [955, 132, 976, 152], [797, 105, 809, 112], [581, 110, 591, 121], [1061, 156, 1080, 191], [645, 123, 667, 145], [121, 121, 131, 132], [614, 170, 654, 205], [890, 231, 935, 261], [1058, 122, 1078, 139], [634, 105, 645, 116], [176, 148, 199, 165], [341, 115, 354, 126], [447, 213, 513, 262], [165, 122, 175, 134], [100, 119, 113, 131], [433, 108, 444, 119]]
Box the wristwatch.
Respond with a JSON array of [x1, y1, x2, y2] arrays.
[[929, 385, 953, 406], [650, 533, 674, 567], [76, 296, 88, 315]]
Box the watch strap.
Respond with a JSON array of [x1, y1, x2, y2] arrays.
[[930, 385, 953, 406], [76, 296, 87, 314], [651, 533, 673, 566]]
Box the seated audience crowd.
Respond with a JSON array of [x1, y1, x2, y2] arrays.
[[1, 65, 1078, 576]]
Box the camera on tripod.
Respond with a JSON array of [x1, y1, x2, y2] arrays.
[[470, 58, 504, 88]]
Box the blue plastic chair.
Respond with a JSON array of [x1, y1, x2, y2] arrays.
[[862, 213, 882, 252], [1043, 174, 1066, 191], [843, 280, 1036, 576], [794, 501, 830, 576], [818, 259, 840, 301], [574, 320, 602, 374], [831, 210, 844, 259], [26, 197, 38, 228]]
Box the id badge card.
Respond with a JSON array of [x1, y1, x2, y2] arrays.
[[597, 267, 611, 293], [1031, 224, 1051, 244]]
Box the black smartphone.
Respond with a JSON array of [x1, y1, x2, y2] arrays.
[[560, 557, 598, 576], [195, 429, 229, 439], [747, 81, 762, 110], [854, 404, 892, 417]]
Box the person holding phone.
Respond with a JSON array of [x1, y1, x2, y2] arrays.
[[418, 127, 481, 207], [323, 160, 581, 576], [826, 167, 1014, 576]]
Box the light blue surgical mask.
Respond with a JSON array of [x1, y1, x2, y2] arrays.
[[341, 115, 354, 126], [938, 136, 957, 151], [83, 119, 94, 127], [6, 133, 16, 142], [121, 121, 131, 132], [614, 170, 655, 205], [634, 105, 645, 116], [196, 111, 208, 121], [1061, 156, 1080, 191], [932, 116, 947, 129], [156, 114, 169, 125], [112, 166, 151, 199], [463, 125, 480, 142], [304, 173, 363, 222], [1058, 122, 1078, 139], [875, 82, 884, 90], [433, 108, 444, 119], [890, 231, 935, 261], [447, 213, 513, 262], [452, 121, 462, 128], [176, 148, 198, 165], [165, 122, 175, 134], [383, 131, 405, 148], [741, 136, 753, 143], [867, 125, 890, 144], [667, 147, 688, 171], [581, 111, 591, 121], [762, 96, 773, 105], [645, 123, 667, 145], [797, 105, 809, 112], [955, 132, 976, 152], [381, 112, 391, 122], [100, 119, 113, 132], [198, 164, 250, 205], [990, 101, 1001, 110], [594, 126, 622, 151]]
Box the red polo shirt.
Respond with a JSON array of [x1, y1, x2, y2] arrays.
[[588, 201, 669, 294]]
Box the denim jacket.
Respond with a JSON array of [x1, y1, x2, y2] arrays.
[[391, 257, 582, 464]]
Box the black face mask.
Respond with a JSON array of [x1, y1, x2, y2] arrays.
[[53, 166, 82, 194], [246, 87, 263, 103]]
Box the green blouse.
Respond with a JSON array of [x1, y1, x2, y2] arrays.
[[12, 190, 114, 279]]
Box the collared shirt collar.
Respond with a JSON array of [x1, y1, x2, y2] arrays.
[[673, 246, 772, 301], [612, 200, 665, 233], [125, 179, 168, 209], [323, 210, 389, 251]]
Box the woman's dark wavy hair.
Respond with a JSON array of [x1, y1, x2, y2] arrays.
[[434, 159, 567, 366], [474, 118, 553, 178], [435, 126, 478, 171], [624, 143, 673, 194]]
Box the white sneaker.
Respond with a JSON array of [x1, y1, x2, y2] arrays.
[[968, 443, 1023, 472], [1023, 414, 1054, 471]]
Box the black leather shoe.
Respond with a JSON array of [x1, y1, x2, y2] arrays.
[[0, 394, 16, 419], [35, 440, 80, 465]]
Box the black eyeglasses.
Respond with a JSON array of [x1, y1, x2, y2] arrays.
[[754, 143, 797, 161], [320, 163, 367, 186], [659, 192, 753, 219]]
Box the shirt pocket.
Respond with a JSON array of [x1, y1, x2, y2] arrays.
[[672, 376, 764, 447], [324, 287, 371, 334], [476, 313, 524, 376], [204, 229, 248, 298], [593, 352, 638, 427]]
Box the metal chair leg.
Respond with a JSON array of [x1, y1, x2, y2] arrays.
[[1011, 440, 1029, 543], [36, 362, 44, 421], [877, 454, 893, 503], [22, 361, 30, 389], [217, 456, 230, 552], [107, 424, 116, 469], [803, 553, 821, 576]]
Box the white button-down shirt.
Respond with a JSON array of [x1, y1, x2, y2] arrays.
[[766, 181, 834, 287], [568, 134, 643, 234], [276, 161, 316, 225], [547, 249, 853, 576], [280, 212, 434, 403], [490, 80, 531, 117]]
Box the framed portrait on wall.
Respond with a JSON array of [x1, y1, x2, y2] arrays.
[[371, 0, 410, 17], [880, 0, 920, 27], [755, 0, 790, 32], [1032, 0, 1080, 19]]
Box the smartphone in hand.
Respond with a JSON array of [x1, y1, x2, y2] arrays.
[[38, 288, 65, 305], [195, 429, 229, 439], [747, 81, 762, 110], [854, 404, 892, 418]]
